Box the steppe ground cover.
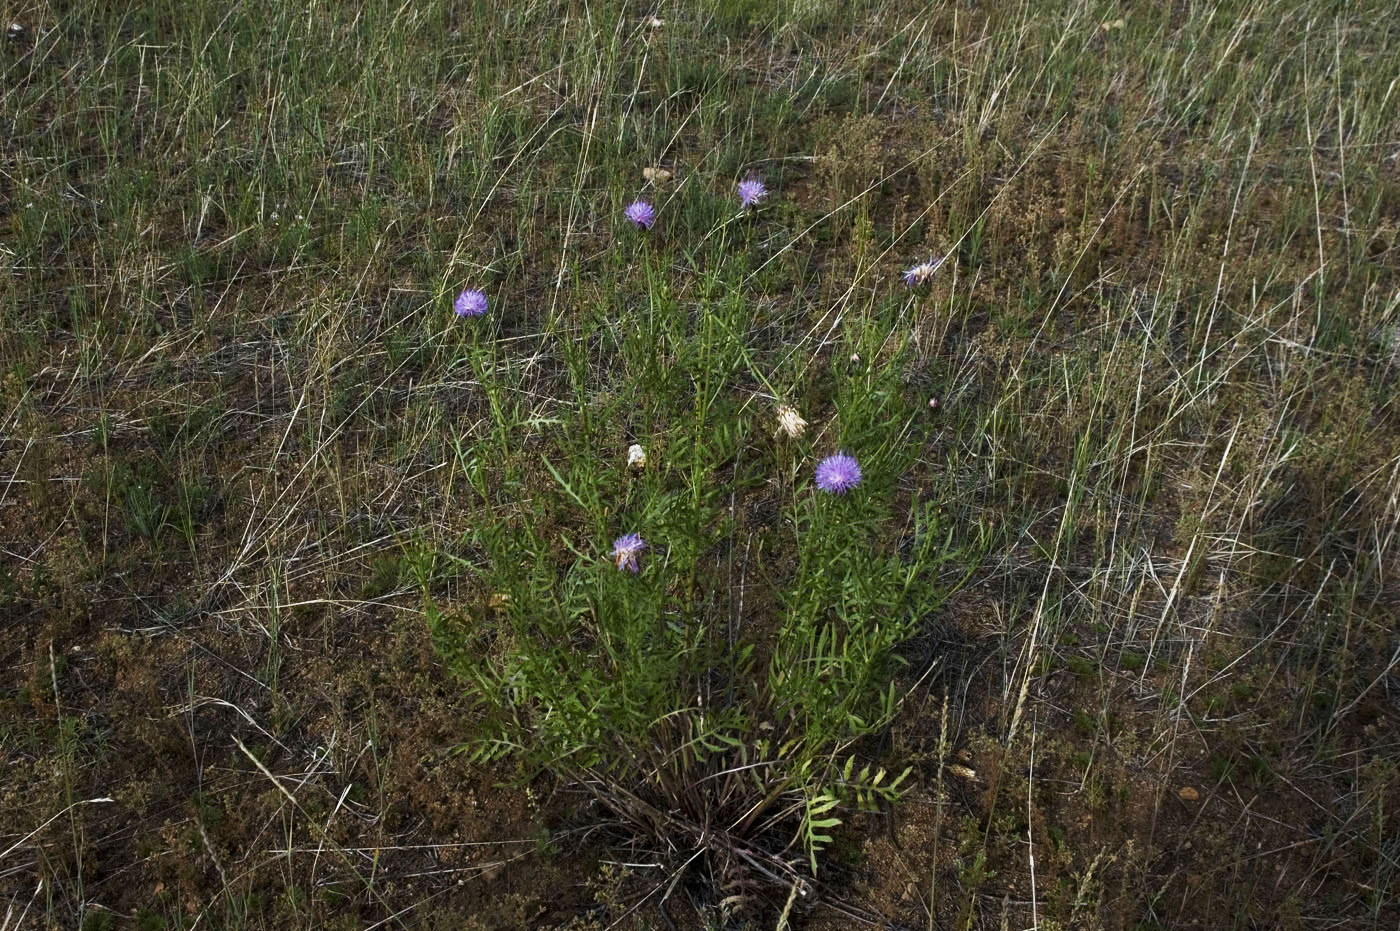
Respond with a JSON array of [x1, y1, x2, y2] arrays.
[[2, 0, 1398, 928]]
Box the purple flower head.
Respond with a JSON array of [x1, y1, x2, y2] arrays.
[[624, 200, 656, 230], [611, 532, 647, 572], [454, 288, 488, 317], [815, 452, 862, 495], [737, 176, 768, 208], [902, 257, 943, 287]]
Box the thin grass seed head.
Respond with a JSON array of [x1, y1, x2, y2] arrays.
[[454, 288, 488, 317], [815, 452, 862, 494], [737, 176, 768, 208], [611, 532, 646, 572], [901, 257, 943, 286], [624, 200, 656, 230]]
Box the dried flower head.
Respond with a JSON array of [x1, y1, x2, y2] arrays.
[[902, 257, 943, 286], [624, 200, 656, 230], [815, 452, 862, 494], [626, 443, 647, 472], [642, 166, 672, 184], [454, 289, 488, 317], [611, 532, 647, 572], [775, 405, 808, 439], [737, 176, 768, 208]]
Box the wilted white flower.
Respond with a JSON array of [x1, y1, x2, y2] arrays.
[[902, 257, 944, 286], [775, 405, 808, 439], [627, 443, 647, 471]]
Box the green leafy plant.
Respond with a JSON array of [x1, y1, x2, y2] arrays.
[[428, 394, 965, 906]]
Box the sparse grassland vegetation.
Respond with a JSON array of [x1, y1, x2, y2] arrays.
[[2, 0, 1398, 928]]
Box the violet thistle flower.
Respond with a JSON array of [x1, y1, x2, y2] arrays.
[[624, 200, 656, 230], [611, 532, 646, 572], [737, 176, 768, 208], [901, 257, 944, 287], [814, 452, 862, 494], [454, 288, 488, 317]]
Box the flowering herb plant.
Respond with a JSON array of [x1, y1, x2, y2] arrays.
[[427, 187, 967, 909]]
